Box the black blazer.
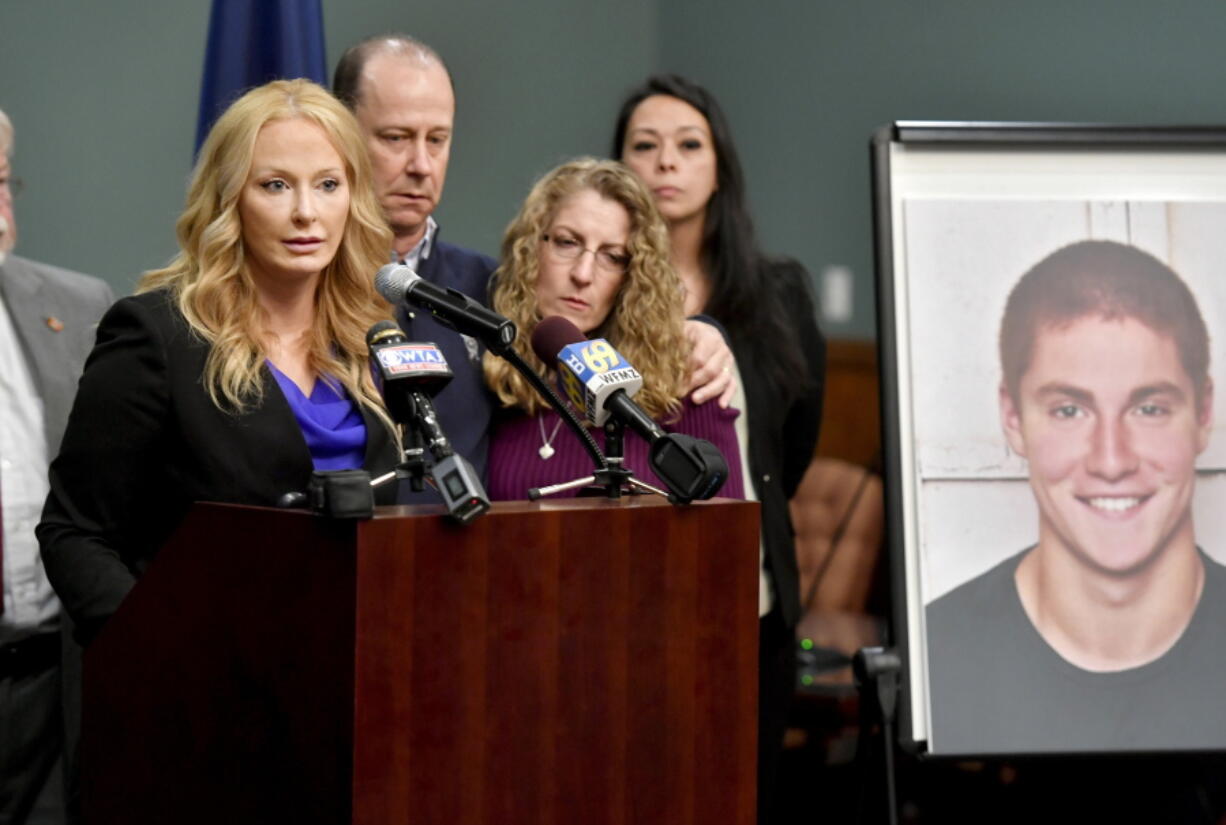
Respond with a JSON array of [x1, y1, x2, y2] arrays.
[[734, 259, 826, 629], [38, 290, 400, 645]]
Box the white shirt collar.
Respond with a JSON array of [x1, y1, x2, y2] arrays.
[[395, 216, 438, 270]]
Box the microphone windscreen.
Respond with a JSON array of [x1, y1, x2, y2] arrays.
[[374, 263, 417, 304], [530, 316, 586, 364], [366, 320, 404, 347]]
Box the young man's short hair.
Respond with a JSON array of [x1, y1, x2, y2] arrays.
[[1000, 239, 1211, 404]]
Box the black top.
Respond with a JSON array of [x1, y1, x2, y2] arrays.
[[926, 547, 1226, 755], [38, 289, 400, 645], [733, 258, 826, 628]]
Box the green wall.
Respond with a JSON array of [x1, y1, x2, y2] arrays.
[[0, 0, 655, 294], [659, 0, 1226, 338], [5, 1, 1226, 339], [1, 2, 210, 291]]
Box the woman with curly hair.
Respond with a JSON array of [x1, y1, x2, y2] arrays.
[[613, 75, 826, 824], [39, 79, 401, 647], [483, 157, 743, 500]]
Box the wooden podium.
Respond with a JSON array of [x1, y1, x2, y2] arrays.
[[82, 497, 760, 825]]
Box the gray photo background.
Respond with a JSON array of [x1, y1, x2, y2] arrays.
[[8, 1, 1226, 340]]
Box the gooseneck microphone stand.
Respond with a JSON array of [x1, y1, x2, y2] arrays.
[[495, 346, 608, 472], [483, 345, 667, 500], [420, 305, 669, 501]]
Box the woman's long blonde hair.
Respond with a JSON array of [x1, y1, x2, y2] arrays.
[[139, 79, 393, 419], [483, 158, 689, 419]]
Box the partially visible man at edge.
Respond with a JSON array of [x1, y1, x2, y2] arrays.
[[332, 35, 736, 504], [0, 105, 113, 825]]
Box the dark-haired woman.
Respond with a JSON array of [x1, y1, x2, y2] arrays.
[[613, 75, 826, 823]]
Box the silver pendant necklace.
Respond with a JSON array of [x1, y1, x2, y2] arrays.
[[537, 413, 564, 460]]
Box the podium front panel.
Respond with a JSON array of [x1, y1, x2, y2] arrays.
[[352, 498, 759, 825], [82, 498, 758, 825]]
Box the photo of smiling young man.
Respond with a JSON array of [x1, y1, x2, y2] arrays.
[[925, 239, 1226, 755]]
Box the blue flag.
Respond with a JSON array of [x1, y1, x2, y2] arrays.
[[194, 0, 327, 153]]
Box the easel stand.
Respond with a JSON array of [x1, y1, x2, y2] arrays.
[[853, 646, 901, 825]]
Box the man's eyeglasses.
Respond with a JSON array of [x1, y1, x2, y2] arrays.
[[0, 176, 23, 198], [542, 232, 630, 274]]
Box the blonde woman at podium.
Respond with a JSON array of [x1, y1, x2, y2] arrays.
[[39, 79, 402, 650], [481, 158, 745, 501]]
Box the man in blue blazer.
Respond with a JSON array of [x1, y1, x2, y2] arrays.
[[333, 36, 737, 505], [334, 36, 498, 503]]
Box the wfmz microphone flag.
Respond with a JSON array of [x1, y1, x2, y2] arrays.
[[555, 339, 643, 427]]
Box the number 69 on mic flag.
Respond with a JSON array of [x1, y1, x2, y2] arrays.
[[555, 339, 644, 427]]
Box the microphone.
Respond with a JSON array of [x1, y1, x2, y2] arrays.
[[530, 317, 729, 502], [532, 317, 655, 433], [366, 320, 453, 423], [365, 321, 489, 524], [374, 263, 517, 353]]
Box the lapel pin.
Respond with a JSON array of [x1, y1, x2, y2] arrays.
[[45, 316, 64, 332]]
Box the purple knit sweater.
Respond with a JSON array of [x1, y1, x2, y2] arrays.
[[487, 398, 745, 501]]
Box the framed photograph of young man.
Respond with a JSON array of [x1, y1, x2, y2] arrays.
[[873, 122, 1226, 756]]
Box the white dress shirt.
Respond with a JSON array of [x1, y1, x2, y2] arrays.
[[396, 216, 438, 269], [0, 292, 58, 643]]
